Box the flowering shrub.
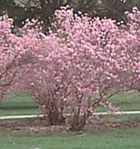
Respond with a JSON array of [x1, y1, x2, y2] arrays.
[[0, 16, 40, 100], [0, 7, 140, 130]]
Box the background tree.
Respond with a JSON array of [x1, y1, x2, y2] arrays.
[[71, 0, 140, 22], [0, 0, 70, 31], [0, 0, 140, 32]]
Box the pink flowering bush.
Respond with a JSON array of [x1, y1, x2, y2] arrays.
[[38, 7, 139, 130], [0, 16, 40, 100], [0, 7, 140, 130]]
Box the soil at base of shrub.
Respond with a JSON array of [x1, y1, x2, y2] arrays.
[[0, 118, 140, 135]]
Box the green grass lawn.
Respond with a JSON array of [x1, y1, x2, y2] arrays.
[[0, 93, 39, 116], [0, 92, 140, 149], [110, 91, 140, 111], [0, 127, 140, 149], [95, 91, 140, 112], [0, 91, 139, 117]]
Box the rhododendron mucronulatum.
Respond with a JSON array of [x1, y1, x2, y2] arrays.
[[19, 7, 139, 130], [0, 16, 40, 100], [0, 7, 139, 130]]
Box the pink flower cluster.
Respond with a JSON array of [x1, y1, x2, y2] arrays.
[[0, 16, 40, 99]]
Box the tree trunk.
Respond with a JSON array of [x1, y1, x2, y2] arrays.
[[69, 112, 88, 131], [41, 103, 65, 125]]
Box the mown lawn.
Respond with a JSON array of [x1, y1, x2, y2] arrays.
[[0, 127, 140, 149], [93, 91, 140, 112], [0, 91, 139, 117], [110, 91, 140, 111], [0, 92, 140, 149], [0, 93, 39, 116]]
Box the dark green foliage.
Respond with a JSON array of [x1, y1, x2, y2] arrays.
[[0, 0, 16, 8], [71, 0, 140, 22], [0, 0, 140, 31]]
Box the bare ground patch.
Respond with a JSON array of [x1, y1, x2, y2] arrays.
[[0, 117, 140, 136]]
